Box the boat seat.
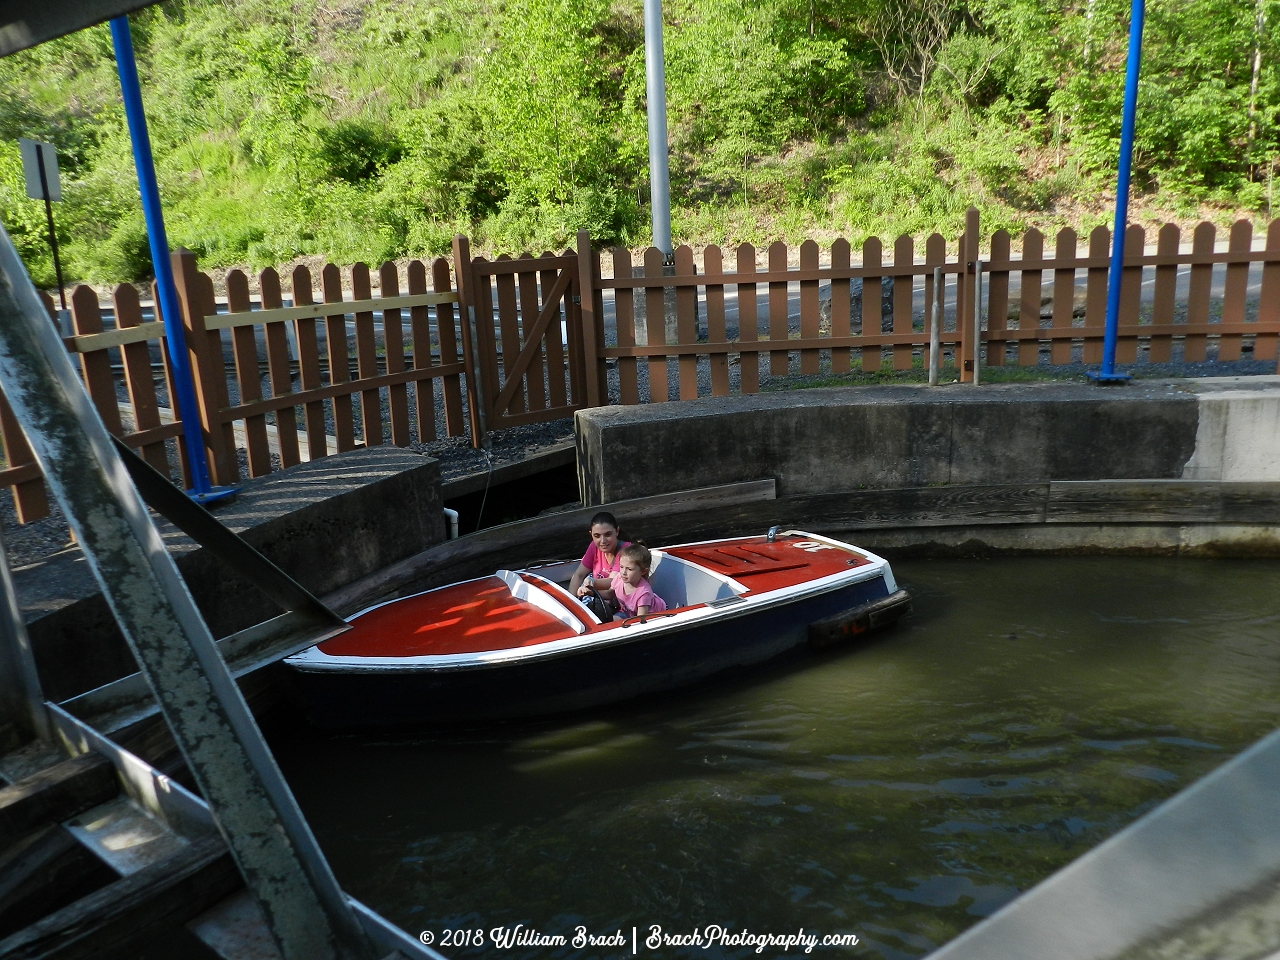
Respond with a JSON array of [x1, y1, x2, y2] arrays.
[[647, 551, 746, 608]]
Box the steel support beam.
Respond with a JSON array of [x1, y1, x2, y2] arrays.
[[0, 223, 372, 960]]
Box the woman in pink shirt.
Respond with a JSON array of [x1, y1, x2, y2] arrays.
[[569, 512, 630, 601], [596, 543, 667, 620]]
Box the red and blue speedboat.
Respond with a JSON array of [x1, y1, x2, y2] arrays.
[[284, 529, 910, 726]]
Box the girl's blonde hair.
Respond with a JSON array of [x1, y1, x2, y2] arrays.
[[619, 542, 652, 575]]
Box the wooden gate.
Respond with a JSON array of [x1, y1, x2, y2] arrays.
[[454, 236, 600, 440]]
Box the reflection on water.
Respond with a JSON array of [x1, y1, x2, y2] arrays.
[[268, 558, 1280, 959]]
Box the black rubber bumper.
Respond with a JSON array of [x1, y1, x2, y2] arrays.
[[807, 589, 912, 648]]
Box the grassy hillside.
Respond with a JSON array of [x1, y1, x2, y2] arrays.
[[3, 0, 1279, 286]]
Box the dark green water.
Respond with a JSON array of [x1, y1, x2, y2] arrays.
[[268, 558, 1280, 959]]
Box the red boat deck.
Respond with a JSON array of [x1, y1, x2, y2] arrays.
[[318, 535, 875, 660], [664, 536, 870, 593]]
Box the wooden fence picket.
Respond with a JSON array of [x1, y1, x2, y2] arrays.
[[539, 252, 569, 409], [644, 247, 668, 402], [893, 235, 915, 371], [704, 245, 730, 396], [1051, 228, 1077, 365], [225, 270, 272, 476], [1219, 220, 1252, 362], [407, 260, 437, 442], [321, 265, 356, 452], [112, 283, 171, 475], [1083, 226, 1109, 364], [831, 238, 853, 375], [675, 245, 699, 399], [1116, 225, 1144, 364], [379, 261, 412, 447], [516, 256, 547, 412], [70, 286, 124, 436], [1259, 220, 1280, 366], [861, 237, 882, 373], [800, 239, 821, 374], [613, 247, 640, 404], [923, 233, 946, 371], [737, 244, 760, 393], [291, 265, 329, 460], [1017, 228, 1044, 367], [259, 267, 301, 469], [1148, 224, 1180, 363], [768, 241, 789, 376], [351, 263, 384, 447], [433, 257, 466, 437], [1185, 222, 1216, 362], [986, 229, 1010, 367]]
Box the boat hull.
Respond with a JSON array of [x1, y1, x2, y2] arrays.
[[289, 573, 894, 727]]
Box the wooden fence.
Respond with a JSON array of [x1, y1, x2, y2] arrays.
[[4, 210, 1279, 523]]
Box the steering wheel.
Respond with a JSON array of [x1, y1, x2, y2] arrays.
[[582, 579, 609, 618]]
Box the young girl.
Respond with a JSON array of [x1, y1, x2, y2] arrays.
[[569, 512, 630, 601], [598, 543, 667, 620]]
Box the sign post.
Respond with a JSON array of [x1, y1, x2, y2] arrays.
[[18, 138, 67, 312]]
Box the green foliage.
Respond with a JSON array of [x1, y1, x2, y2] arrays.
[[3, 0, 1280, 284]]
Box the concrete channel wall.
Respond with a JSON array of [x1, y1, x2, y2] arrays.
[[576, 378, 1280, 556]]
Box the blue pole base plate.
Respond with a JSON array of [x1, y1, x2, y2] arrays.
[[1086, 370, 1133, 385], [188, 486, 239, 505]]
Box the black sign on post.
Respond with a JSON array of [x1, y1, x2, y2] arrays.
[[18, 137, 67, 312]]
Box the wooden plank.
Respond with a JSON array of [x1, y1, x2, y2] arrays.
[[561, 252, 587, 410], [66, 322, 165, 353], [1051, 227, 1077, 365], [1047, 480, 1224, 524], [1017, 228, 1044, 366], [1116, 224, 1144, 364], [488, 270, 575, 417], [153, 281, 191, 487], [407, 261, 437, 443], [703, 245, 729, 396], [675, 245, 699, 398], [985, 229, 1010, 367], [1184, 222, 1217, 362], [224, 362, 466, 421], [493, 255, 526, 416], [433, 257, 466, 438], [957, 212, 978, 381], [611, 248, 639, 404], [173, 255, 237, 484], [0, 825, 117, 938], [70, 286, 123, 436], [1148, 223, 1181, 363], [539, 253, 569, 409], [379, 262, 411, 447], [1258, 220, 1280, 365], [1220, 482, 1280, 524], [589, 245, 608, 407], [1218, 219, 1252, 362], [0, 755, 116, 850], [777, 484, 1049, 529], [225, 271, 271, 477], [259, 268, 300, 469], [473, 260, 503, 422], [473, 255, 576, 277], [1082, 225, 1109, 364], [291, 266, 329, 460], [890, 234, 914, 371], [861, 237, 882, 373], [921, 233, 946, 373], [0, 390, 48, 523], [112, 285, 170, 476], [830, 239, 852, 375], [736, 244, 759, 394], [321, 265, 356, 452], [351, 263, 383, 447], [644, 247, 668, 402], [767, 241, 789, 376], [799, 240, 821, 374], [203, 291, 457, 330], [515, 257, 547, 412], [0, 833, 238, 960]]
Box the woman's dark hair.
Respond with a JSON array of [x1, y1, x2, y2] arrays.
[[589, 511, 619, 531]]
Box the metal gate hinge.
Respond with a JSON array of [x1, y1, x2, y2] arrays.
[[571, 295, 581, 303]]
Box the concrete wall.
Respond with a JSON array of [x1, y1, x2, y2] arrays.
[[21, 447, 446, 702], [576, 379, 1280, 505]]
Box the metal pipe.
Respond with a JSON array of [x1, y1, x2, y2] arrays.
[[443, 507, 460, 540], [109, 17, 220, 495], [929, 266, 943, 386], [643, 0, 673, 261], [1095, 0, 1145, 384], [0, 221, 373, 960], [973, 260, 983, 387]]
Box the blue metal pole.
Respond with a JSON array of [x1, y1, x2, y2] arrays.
[[1092, 0, 1145, 384], [110, 16, 231, 498]]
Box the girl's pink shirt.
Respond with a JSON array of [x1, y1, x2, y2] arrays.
[[581, 540, 630, 580], [610, 573, 667, 617]]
